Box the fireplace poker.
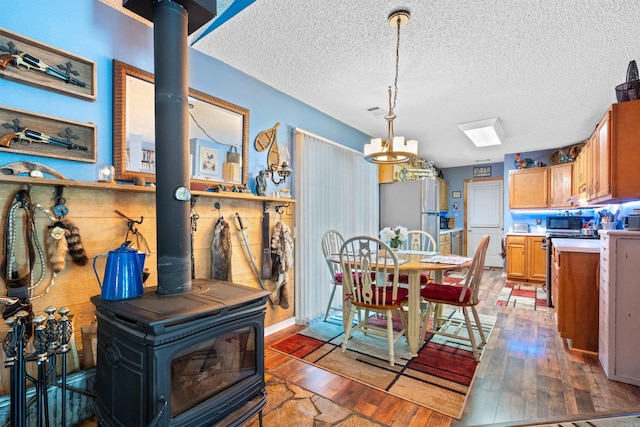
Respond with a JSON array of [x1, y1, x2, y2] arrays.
[[234, 213, 275, 308], [57, 307, 72, 427]]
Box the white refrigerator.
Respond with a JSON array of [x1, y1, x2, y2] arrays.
[[379, 179, 440, 249]]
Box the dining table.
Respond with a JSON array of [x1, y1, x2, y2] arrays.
[[331, 250, 471, 356]]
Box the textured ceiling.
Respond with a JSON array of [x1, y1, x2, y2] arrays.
[[105, 0, 640, 169]]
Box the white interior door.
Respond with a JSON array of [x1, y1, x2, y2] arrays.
[[465, 179, 504, 267]]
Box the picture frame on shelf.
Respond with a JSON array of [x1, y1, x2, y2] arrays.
[[191, 138, 219, 180]]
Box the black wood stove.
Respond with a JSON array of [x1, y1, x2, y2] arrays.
[[92, 280, 269, 426]]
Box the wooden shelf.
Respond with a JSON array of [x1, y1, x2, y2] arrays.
[[0, 175, 295, 203]]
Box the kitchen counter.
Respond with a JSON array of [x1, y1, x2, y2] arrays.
[[506, 231, 547, 237], [552, 238, 601, 253], [440, 228, 463, 235]]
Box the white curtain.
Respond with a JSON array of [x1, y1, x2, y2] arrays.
[[293, 128, 379, 325]]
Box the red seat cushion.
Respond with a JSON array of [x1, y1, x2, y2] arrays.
[[392, 273, 431, 284], [420, 283, 471, 303], [355, 285, 409, 305], [335, 272, 376, 283]]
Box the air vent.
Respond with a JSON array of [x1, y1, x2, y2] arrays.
[[367, 106, 386, 117]]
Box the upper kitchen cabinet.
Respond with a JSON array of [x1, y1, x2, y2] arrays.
[[509, 168, 548, 209], [437, 177, 449, 212], [573, 139, 589, 196], [549, 163, 573, 208], [579, 100, 640, 204]]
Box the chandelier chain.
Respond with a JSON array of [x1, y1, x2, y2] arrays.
[[392, 14, 401, 111]]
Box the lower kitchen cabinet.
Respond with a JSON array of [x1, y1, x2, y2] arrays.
[[506, 235, 545, 283], [552, 244, 599, 353], [439, 232, 451, 254], [599, 231, 640, 385]]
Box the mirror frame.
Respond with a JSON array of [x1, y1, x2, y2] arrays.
[[112, 59, 249, 187]]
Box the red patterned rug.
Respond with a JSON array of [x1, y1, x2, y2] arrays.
[[496, 281, 548, 310], [270, 310, 496, 419]]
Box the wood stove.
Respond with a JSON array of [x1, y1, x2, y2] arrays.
[[92, 280, 269, 426]]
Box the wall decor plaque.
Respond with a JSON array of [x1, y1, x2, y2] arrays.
[[0, 28, 97, 101], [473, 166, 491, 178], [0, 105, 96, 162]]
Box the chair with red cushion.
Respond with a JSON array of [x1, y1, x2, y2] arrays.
[[321, 229, 345, 321], [340, 236, 408, 367], [419, 235, 490, 361]]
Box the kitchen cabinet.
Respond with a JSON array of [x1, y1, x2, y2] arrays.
[[509, 168, 548, 209], [575, 100, 640, 204], [549, 163, 573, 208], [573, 139, 589, 196], [527, 235, 546, 282], [437, 177, 449, 212], [599, 231, 640, 386], [552, 243, 599, 353], [439, 232, 451, 254], [506, 235, 545, 283]]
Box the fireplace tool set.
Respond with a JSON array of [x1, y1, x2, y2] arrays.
[[2, 305, 75, 427]]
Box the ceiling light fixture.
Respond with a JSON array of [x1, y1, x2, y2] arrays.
[[363, 10, 417, 164], [458, 117, 504, 147]]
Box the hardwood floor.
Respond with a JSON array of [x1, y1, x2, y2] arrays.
[[264, 268, 640, 426]]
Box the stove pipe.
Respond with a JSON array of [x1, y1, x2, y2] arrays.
[[122, 0, 216, 295], [153, 0, 191, 295]]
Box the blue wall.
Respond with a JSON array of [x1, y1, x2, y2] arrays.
[[440, 162, 504, 228], [0, 0, 371, 196]]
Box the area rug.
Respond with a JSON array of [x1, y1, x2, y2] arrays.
[[496, 281, 548, 310], [270, 311, 496, 420]]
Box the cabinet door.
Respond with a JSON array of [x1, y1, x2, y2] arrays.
[[573, 145, 586, 195], [549, 163, 573, 208], [594, 111, 611, 200], [506, 236, 527, 280], [614, 238, 640, 381], [509, 168, 549, 209], [527, 236, 546, 282], [438, 178, 449, 212]]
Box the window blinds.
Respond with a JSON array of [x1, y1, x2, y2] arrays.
[[293, 129, 379, 325]]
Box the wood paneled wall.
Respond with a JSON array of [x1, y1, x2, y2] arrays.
[[0, 177, 295, 393]]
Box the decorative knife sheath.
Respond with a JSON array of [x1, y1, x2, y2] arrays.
[[261, 204, 271, 279]]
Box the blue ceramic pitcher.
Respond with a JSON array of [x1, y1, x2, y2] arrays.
[[93, 243, 145, 300]]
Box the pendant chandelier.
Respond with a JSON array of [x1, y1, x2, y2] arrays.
[[364, 10, 418, 164]]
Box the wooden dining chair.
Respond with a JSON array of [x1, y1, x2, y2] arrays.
[[339, 236, 408, 367], [321, 229, 345, 321], [397, 230, 437, 285], [419, 235, 491, 361]]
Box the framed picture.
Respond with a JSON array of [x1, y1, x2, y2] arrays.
[[192, 138, 219, 179], [473, 166, 492, 178], [452, 191, 461, 198]]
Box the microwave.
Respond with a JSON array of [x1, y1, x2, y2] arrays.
[[624, 215, 640, 231], [546, 216, 582, 230]]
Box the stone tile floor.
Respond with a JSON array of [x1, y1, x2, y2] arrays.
[[245, 373, 385, 427]]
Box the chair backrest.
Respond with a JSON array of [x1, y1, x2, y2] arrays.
[[339, 236, 400, 307], [458, 235, 490, 304], [322, 229, 345, 280], [402, 230, 437, 252]]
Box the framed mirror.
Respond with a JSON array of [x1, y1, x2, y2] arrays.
[[112, 60, 249, 187]]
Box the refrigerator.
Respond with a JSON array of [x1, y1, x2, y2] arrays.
[[379, 178, 440, 249]]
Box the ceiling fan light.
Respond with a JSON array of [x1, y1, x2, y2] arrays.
[[458, 117, 504, 147]]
